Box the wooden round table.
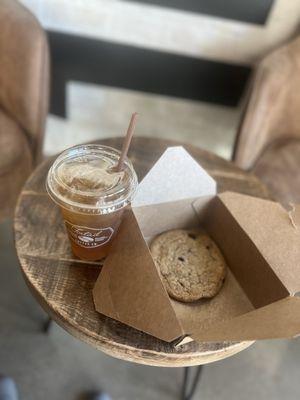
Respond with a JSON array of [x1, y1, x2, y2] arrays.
[[14, 137, 269, 367]]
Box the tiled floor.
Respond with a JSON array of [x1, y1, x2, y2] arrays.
[[43, 82, 242, 160]]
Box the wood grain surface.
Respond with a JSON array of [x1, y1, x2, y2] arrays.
[[14, 137, 269, 367]]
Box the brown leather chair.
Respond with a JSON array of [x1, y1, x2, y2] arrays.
[[0, 0, 49, 221], [233, 36, 300, 207]]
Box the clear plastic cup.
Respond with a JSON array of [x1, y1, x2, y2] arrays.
[[46, 144, 138, 261]]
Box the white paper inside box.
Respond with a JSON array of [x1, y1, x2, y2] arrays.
[[93, 147, 300, 343]]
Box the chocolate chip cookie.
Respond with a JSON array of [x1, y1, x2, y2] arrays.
[[150, 229, 227, 303]]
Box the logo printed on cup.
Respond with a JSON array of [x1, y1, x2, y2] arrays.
[[65, 221, 114, 248]]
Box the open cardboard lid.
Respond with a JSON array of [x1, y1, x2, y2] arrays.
[[93, 147, 300, 343], [218, 192, 300, 296], [132, 146, 216, 207], [93, 208, 184, 342], [94, 191, 300, 342]]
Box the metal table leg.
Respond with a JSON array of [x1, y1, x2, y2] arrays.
[[43, 317, 53, 333], [181, 366, 203, 400]]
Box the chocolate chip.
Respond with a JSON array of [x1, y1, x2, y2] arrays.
[[188, 233, 196, 239], [178, 256, 185, 262]]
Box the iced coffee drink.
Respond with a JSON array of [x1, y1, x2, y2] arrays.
[[46, 144, 138, 261]]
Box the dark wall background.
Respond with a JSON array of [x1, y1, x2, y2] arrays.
[[48, 31, 251, 117], [49, 0, 274, 117]]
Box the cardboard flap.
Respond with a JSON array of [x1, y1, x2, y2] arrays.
[[133, 196, 212, 239], [190, 297, 300, 342], [93, 209, 184, 342], [132, 147, 216, 207], [288, 204, 300, 229], [218, 192, 300, 295]]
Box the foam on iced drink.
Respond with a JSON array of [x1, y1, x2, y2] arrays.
[[57, 158, 124, 192]]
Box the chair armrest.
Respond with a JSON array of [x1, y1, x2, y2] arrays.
[[234, 36, 300, 170], [0, 0, 50, 163]]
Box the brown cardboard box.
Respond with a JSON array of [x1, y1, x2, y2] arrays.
[[93, 147, 300, 344]]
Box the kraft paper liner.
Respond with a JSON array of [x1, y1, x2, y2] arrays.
[[132, 147, 216, 208]]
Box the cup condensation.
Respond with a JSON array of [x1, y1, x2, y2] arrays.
[[46, 144, 138, 261]]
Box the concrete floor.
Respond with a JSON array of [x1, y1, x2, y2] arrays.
[[1, 219, 300, 400], [43, 82, 241, 160]]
